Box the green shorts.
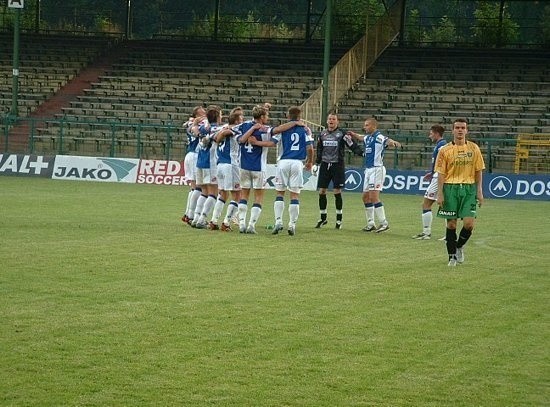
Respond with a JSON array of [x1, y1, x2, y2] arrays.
[[437, 183, 478, 219]]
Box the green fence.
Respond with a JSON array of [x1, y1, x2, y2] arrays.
[[1, 115, 186, 161], [1, 114, 525, 173]]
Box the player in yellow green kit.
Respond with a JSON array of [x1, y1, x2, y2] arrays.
[[435, 118, 485, 266]]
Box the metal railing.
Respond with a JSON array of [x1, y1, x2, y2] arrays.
[[2, 114, 542, 174], [1, 115, 186, 161], [300, 0, 404, 129]]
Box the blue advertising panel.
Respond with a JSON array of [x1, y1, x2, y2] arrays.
[[344, 167, 550, 201]]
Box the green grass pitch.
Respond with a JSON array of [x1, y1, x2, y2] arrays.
[[1, 177, 548, 406]]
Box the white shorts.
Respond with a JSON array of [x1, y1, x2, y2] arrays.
[[424, 173, 438, 200], [240, 169, 266, 190], [196, 167, 216, 185], [363, 166, 386, 192], [183, 152, 197, 185], [217, 163, 241, 191], [275, 159, 303, 194]]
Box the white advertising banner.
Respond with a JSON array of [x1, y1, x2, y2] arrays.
[[52, 155, 139, 183]]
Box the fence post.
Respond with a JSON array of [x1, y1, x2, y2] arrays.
[[29, 118, 36, 154], [136, 124, 142, 158], [486, 141, 493, 173], [165, 125, 172, 160], [59, 116, 64, 154], [110, 123, 116, 157], [3, 115, 11, 152]]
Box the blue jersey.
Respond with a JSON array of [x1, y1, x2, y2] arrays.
[[184, 119, 200, 154], [237, 120, 271, 171], [197, 122, 224, 169], [430, 139, 447, 173], [362, 130, 387, 168], [271, 122, 313, 160], [217, 127, 241, 165]]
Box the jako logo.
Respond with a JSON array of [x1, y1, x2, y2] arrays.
[[489, 176, 513, 198]]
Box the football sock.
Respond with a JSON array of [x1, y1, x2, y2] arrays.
[[365, 203, 374, 226], [187, 189, 201, 218], [334, 193, 342, 210], [202, 195, 216, 218], [374, 201, 387, 225], [249, 204, 262, 227], [211, 197, 225, 224], [446, 228, 458, 255], [289, 199, 299, 225], [194, 194, 207, 222], [457, 227, 472, 249], [238, 199, 248, 227], [422, 209, 432, 235], [274, 196, 284, 225], [319, 194, 327, 221], [184, 189, 192, 216], [335, 193, 343, 222], [224, 201, 238, 225]]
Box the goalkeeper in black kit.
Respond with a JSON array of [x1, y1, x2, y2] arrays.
[[313, 112, 363, 229]]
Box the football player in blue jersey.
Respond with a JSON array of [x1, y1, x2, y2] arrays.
[[347, 118, 401, 233], [208, 110, 244, 231], [412, 124, 447, 240], [181, 105, 206, 225], [191, 105, 225, 229], [235, 104, 273, 234], [251, 106, 314, 236]]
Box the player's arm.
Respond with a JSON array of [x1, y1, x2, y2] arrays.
[[475, 169, 484, 207], [343, 132, 363, 156], [436, 170, 446, 206], [238, 123, 261, 144], [387, 138, 402, 148], [248, 136, 276, 148], [271, 120, 305, 135], [214, 128, 232, 143], [305, 143, 314, 171], [315, 134, 323, 164], [345, 130, 363, 142]]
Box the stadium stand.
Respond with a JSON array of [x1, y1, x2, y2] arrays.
[[337, 47, 550, 172], [20, 39, 347, 159], [2, 35, 548, 173], [0, 34, 113, 116]]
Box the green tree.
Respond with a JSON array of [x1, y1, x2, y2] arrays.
[[405, 8, 427, 45], [427, 15, 459, 46], [540, 5, 550, 46], [472, 2, 519, 47]]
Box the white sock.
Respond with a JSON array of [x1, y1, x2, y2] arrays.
[[186, 189, 201, 218], [374, 204, 387, 226], [289, 200, 299, 226], [249, 205, 262, 228], [211, 198, 225, 224], [422, 210, 432, 235], [194, 194, 207, 222], [184, 190, 192, 216], [201, 195, 216, 220], [366, 206, 375, 227], [223, 201, 238, 225], [274, 199, 285, 225], [238, 201, 248, 228]]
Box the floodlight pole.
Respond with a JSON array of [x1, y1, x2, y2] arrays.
[[321, 0, 332, 122], [11, 7, 21, 117], [126, 0, 132, 39]]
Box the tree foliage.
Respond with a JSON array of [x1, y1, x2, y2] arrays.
[[472, 2, 519, 46], [0, 0, 545, 47]]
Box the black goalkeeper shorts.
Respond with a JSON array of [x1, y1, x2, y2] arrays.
[[317, 161, 345, 189]]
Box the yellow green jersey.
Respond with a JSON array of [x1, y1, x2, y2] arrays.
[[435, 141, 485, 184]]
